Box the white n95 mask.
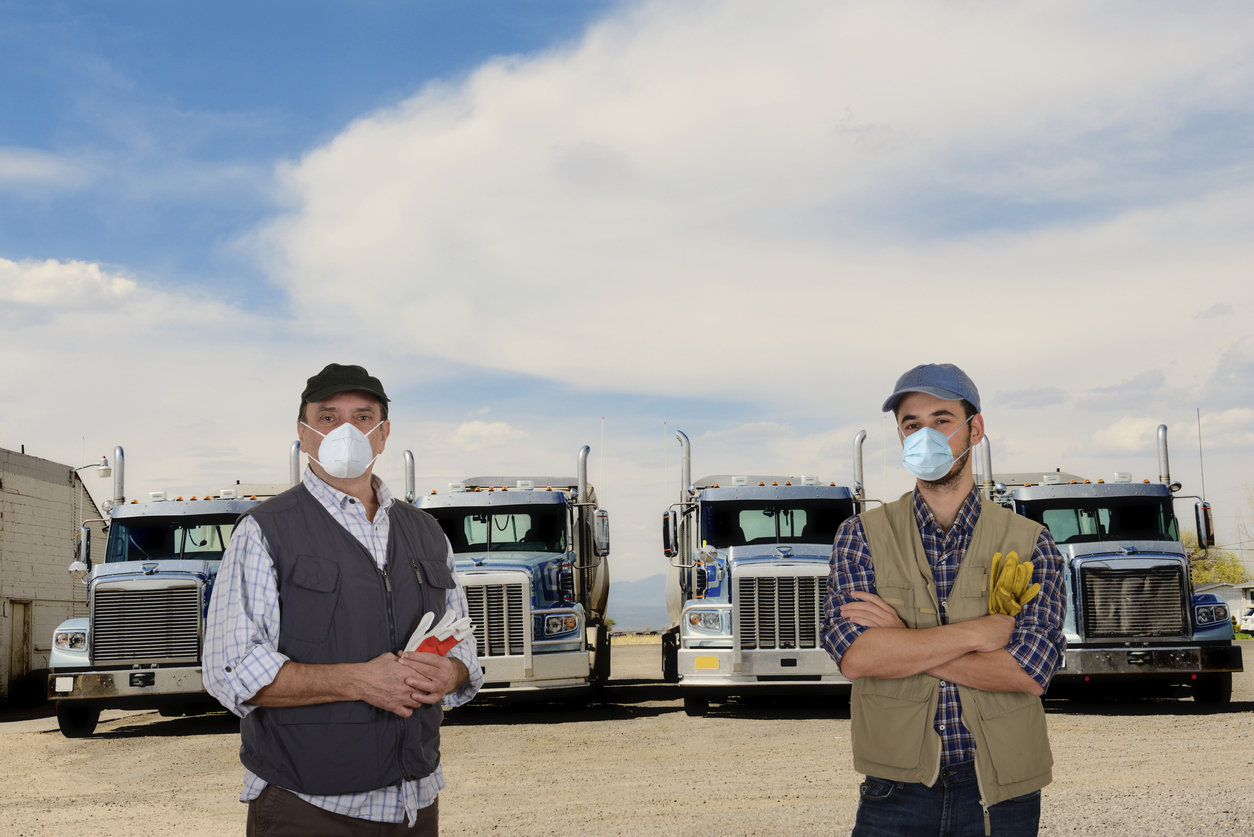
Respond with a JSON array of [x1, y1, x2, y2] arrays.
[[302, 421, 382, 479], [900, 415, 973, 481]]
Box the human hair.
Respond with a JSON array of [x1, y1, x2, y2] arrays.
[[298, 394, 389, 424]]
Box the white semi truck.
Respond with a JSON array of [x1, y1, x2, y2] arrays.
[[47, 445, 295, 736], [417, 446, 611, 698], [660, 431, 866, 716], [977, 425, 1243, 703]]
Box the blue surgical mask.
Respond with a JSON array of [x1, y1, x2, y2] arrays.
[[900, 415, 974, 482]]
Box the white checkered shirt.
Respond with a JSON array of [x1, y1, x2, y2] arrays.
[[203, 469, 483, 825]]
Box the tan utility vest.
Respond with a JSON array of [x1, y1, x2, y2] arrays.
[[850, 490, 1053, 807]]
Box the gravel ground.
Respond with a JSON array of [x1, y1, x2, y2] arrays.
[[2, 640, 1250, 836]]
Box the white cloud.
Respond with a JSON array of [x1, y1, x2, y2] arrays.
[[0, 257, 136, 308], [1092, 417, 1168, 454], [0, 147, 88, 188], [444, 420, 528, 452], [256, 0, 1254, 414]]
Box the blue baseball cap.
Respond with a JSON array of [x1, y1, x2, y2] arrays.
[[882, 363, 981, 414]]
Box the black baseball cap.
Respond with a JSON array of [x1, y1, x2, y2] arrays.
[[302, 363, 390, 405], [882, 363, 980, 413]]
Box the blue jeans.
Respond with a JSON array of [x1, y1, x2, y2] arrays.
[[852, 761, 1040, 837]]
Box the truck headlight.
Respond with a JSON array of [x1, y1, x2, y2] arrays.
[[1195, 605, 1229, 625], [545, 614, 579, 636], [54, 629, 87, 651], [687, 610, 723, 631]]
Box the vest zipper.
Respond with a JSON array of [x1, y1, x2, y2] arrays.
[[379, 562, 416, 783]]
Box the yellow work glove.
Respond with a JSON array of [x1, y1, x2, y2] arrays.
[[988, 551, 1041, 617]]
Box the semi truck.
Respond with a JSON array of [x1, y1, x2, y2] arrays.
[[976, 425, 1243, 703], [416, 445, 612, 698], [660, 430, 866, 716], [47, 445, 295, 737]]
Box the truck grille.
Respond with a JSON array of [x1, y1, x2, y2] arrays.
[[1081, 565, 1187, 638], [738, 575, 823, 650], [92, 586, 202, 663], [464, 583, 527, 657]]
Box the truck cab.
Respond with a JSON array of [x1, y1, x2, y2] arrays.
[[661, 431, 866, 715], [418, 445, 610, 698], [47, 446, 290, 736], [978, 426, 1242, 703]]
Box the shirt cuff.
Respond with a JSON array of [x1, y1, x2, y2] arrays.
[[224, 645, 290, 716], [441, 639, 483, 709]]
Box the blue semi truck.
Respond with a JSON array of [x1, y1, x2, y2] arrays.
[[417, 445, 611, 698], [976, 425, 1242, 703]]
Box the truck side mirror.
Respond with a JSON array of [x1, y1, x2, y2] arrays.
[[77, 525, 91, 567], [662, 510, 678, 558], [1195, 501, 1215, 548], [593, 510, 611, 557]]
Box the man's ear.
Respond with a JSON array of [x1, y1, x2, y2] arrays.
[[969, 414, 985, 446]]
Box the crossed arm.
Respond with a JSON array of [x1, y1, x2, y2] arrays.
[[838, 591, 1043, 695]]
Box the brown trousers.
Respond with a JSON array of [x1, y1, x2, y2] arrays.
[[246, 785, 438, 837]]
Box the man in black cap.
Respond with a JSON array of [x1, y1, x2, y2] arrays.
[[821, 363, 1065, 836], [205, 363, 482, 836]]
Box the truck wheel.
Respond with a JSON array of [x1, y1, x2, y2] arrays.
[[57, 704, 100, 738], [1191, 673, 1232, 704], [662, 630, 679, 683], [683, 696, 709, 717]]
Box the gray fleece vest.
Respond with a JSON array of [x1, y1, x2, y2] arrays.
[[238, 484, 454, 796]]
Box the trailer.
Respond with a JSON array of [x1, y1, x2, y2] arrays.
[[660, 431, 866, 716], [46, 446, 292, 736], [417, 446, 611, 698], [976, 426, 1243, 703]]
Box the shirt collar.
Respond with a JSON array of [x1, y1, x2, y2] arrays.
[[912, 485, 982, 536], [302, 468, 395, 513]]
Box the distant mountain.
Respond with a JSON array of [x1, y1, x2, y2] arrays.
[[606, 573, 670, 632]]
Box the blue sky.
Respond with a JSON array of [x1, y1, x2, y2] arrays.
[[0, 0, 616, 306], [3, 1, 1254, 580]]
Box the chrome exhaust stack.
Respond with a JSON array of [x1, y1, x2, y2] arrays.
[[577, 445, 590, 503], [852, 430, 866, 504], [403, 450, 416, 504], [289, 441, 301, 488], [676, 430, 692, 501], [111, 445, 125, 506]]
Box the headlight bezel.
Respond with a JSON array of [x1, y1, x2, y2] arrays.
[[54, 629, 88, 651], [544, 613, 581, 637], [686, 608, 727, 633]]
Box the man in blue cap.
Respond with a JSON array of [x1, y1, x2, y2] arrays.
[[821, 363, 1066, 836]]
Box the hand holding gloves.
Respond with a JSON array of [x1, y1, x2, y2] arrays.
[[402, 611, 475, 657], [988, 551, 1040, 617]]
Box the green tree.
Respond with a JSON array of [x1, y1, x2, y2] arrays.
[[1181, 531, 1251, 585], [603, 618, 615, 630]]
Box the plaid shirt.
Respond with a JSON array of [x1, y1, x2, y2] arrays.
[[821, 488, 1066, 767], [204, 469, 483, 825]]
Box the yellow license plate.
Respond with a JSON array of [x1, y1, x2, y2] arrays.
[[694, 656, 719, 670]]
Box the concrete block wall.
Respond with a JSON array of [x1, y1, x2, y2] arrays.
[[0, 448, 102, 700]]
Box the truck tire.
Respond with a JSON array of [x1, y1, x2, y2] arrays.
[[662, 630, 679, 683], [57, 703, 100, 738], [1191, 672, 1232, 704], [683, 696, 709, 717]]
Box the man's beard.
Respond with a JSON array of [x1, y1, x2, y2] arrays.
[[921, 429, 973, 490]]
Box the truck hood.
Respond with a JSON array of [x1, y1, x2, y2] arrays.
[[92, 559, 218, 583], [1061, 540, 1186, 561], [726, 543, 831, 570], [454, 550, 575, 608]]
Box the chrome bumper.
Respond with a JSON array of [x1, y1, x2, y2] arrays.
[[1056, 645, 1242, 677], [49, 667, 204, 700]]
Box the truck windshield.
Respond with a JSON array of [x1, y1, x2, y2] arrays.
[[701, 500, 853, 548], [428, 505, 567, 554], [105, 514, 240, 563], [1019, 499, 1179, 544]]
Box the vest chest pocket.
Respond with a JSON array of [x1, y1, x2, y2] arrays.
[[282, 555, 342, 644]]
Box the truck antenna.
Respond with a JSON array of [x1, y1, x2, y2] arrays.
[[1196, 408, 1207, 501]]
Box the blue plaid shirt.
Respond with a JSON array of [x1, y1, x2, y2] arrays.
[[821, 488, 1066, 766], [204, 469, 483, 824]]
